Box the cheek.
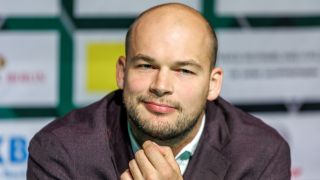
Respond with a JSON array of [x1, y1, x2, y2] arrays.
[[176, 78, 209, 105], [125, 73, 151, 93]]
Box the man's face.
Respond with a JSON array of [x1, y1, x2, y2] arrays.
[[117, 17, 220, 140]]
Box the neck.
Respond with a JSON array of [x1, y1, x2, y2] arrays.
[[130, 112, 204, 156]]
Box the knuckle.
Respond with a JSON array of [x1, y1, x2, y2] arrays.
[[120, 173, 126, 179], [128, 159, 135, 168], [135, 149, 144, 157], [143, 141, 157, 153], [144, 142, 153, 149], [145, 174, 157, 180], [162, 146, 172, 152], [120, 170, 130, 180], [160, 169, 172, 178], [144, 146, 154, 154], [142, 140, 152, 148], [144, 144, 156, 154]]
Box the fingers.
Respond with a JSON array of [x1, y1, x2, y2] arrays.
[[142, 141, 181, 174], [142, 141, 171, 170], [128, 159, 144, 180], [120, 169, 133, 180], [158, 146, 181, 173], [134, 150, 155, 177], [124, 140, 183, 180]]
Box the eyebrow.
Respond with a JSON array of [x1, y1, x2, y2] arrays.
[[174, 60, 202, 70], [130, 54, 156, 64], [130, 53, 203, 70]]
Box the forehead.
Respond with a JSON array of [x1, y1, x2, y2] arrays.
[[128, 15, 212, 67]]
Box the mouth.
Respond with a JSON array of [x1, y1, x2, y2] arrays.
[[143, 101, 177, 114]]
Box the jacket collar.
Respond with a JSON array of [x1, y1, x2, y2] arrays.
[[104, 90, 134, 177], [183, 99, 231, 180]]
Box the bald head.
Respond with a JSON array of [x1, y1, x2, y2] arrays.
[[125, 3, 218, 67]]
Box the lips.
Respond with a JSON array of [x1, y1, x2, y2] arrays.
[[143, 101, 176, 114]]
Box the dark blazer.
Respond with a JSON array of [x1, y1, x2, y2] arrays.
[[27, 90, 291, 180]]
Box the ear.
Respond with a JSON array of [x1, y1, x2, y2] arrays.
[[207, 67, 223, 101], [116, 56, 127, 89]]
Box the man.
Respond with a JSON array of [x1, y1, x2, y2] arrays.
[[27, 3, 291, 180]]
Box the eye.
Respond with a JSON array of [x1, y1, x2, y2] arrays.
[[178, 68, 195, 75], [136, 64, 153, 69]]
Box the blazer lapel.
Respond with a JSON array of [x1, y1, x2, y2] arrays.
[[183, 99, 232, 180], [183, 143, 230, 180], [105, 91, 134, 178]]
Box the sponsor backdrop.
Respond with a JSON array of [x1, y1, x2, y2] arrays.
[[0, 0, 319, 179], [0, 118, 52, 180]]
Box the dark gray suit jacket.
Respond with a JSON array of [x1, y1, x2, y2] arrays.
[[27, 90, 291, 179]]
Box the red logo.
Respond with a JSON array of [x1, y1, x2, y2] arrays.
[[291, 167, 303, 179], [6, 72, 46, 83]]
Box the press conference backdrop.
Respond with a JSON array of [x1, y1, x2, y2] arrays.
[[0, 0, 319, 179]]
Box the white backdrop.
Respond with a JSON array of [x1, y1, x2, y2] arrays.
[[0, 0, 59, 16], [74, 0, 201, 17], [216, 0, 320, 16]]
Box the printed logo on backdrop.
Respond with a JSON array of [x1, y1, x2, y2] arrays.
[[85, 42, 124, 92], [0, 55, 45, 84], [0, 135, 28, 179], [0, 32, 58, 107], [74, 31, 127, 106], [0, 119, 52, 180], [218, 29, 320, 104], [6, 71, 46, 84]]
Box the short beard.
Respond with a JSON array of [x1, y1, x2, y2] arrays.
[[124, 93, 205, 142]]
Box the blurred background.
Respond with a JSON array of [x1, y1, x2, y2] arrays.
[[0, 0, 319, 179]]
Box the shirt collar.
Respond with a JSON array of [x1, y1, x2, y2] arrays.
[[175, 115, 205, 159], [127, 121, 140, 154], [127, 115, 206, 159]]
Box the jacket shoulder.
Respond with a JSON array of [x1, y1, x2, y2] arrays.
[[27, 90, 123, 179], [213, 97, 287, 144], [41, 90, 123, 135], [208, 97, 291, 179]]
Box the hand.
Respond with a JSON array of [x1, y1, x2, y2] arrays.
[[120, 140, 183, 180]]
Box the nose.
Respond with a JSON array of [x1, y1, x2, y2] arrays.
[[149, 69, 173, 97]]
